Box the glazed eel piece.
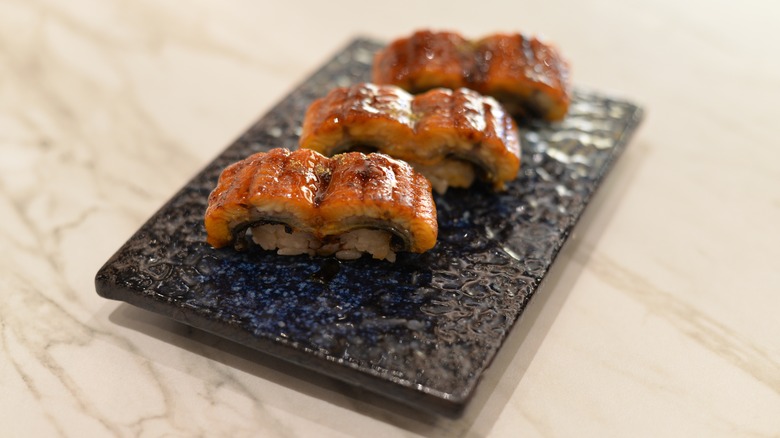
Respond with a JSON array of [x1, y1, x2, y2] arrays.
[[204, 148, 437, 262], [299, 83, 521, 193], [372, 30, 571, 121]]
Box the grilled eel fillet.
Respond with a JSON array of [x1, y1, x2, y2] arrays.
[[372, 30, 571, 121], [299, 83, 521, 192], [204, 148, 437, 255]]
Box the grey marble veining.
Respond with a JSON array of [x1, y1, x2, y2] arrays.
[[96, 39, 643, 415], [3, 1, 780, 436]]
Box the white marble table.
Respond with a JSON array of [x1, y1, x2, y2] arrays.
[[2, 0, 779, 436]]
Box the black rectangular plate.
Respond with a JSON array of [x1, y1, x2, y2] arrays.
[[96, 38, 643, 416]]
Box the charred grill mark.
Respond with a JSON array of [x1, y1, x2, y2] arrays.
[[373, 30, 570, 121], [204, 148, 437, 254], [299, 84, 520, 191], [312, 163, 332, 208]]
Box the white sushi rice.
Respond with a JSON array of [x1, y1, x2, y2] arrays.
[[251, 224, 397, 262], [413, 159, 475, 194]]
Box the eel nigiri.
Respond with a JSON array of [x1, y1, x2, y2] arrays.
[[299, 83, 521, 193], [204, 148, 437, 262], [373, 30, 571, 122]]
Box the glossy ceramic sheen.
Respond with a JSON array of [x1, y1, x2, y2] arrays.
[[95, 39, 643, 416]]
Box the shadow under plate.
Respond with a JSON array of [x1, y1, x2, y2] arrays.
[[95, 38, 643, 416]]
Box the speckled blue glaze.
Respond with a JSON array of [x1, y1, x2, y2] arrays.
[[95, 39, 643, 416]]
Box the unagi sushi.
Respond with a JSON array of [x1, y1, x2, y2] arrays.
[[373, 30, 571, 121], [299, 83, 521, 193], [204, 148, 437, 262]]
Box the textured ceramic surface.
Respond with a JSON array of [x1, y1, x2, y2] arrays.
[[95, 39, 643, 415]]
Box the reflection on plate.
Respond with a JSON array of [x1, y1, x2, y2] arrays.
[[95, 38, 643, 416]]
